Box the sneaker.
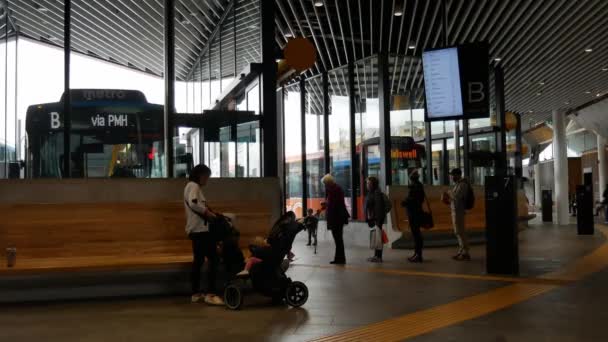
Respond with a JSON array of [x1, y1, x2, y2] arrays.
[[236, 269, 249, 277], [460, 254, 471, 261], [367, 257, 383, 263], [204, 294, 225, 306], [330, 260, 346, 265], [191, 293, 205, 303], [452, 254, 462, 260]]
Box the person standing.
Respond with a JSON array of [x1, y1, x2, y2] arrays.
[[184, 164, 224, 305], [403, 170, 426, 263], [365, 177, 390, 263], [443, 168, 471, 261], [603, 185, 608, 224], [322, 174, 349, 265]]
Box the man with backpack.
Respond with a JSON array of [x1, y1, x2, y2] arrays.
[[443, 168, 474, 261]]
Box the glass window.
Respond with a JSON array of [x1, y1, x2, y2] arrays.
[[431, 141, 444, 185], [284, 85, 303, 216], [305, 77, 325, 212], [328, 67, 353, 216], [354, 58, 379, 145]]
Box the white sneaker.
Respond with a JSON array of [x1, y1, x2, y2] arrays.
[[204, 294, 225, 306], [236, 269, 249, 277], [191, 293, 205, 303]]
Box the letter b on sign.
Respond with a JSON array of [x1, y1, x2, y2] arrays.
[[468, 82, 485, 103], [50, 112, 61, 129]]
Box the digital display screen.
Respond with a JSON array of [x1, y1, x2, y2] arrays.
[[422, 47, 464, 119]]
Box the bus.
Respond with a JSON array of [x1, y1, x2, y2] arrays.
[[285, 136, 426, 220], [26, 89, 169, 178]]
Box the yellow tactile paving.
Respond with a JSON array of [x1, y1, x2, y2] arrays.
[[311, 226, 608, 342], [293, 263, 571, 286]]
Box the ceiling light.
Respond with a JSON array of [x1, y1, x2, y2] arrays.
[[585, 48, 593, 53], [285, 32, 294, 38], [528, 110, 534, 113], [394, 7, 403, 16], [597, 93, 602, 97], [539, 81, 545, 85], [314, 0, 324, 7], [585, 91, 591, 94], [494, 57, 502, 62], [408, 41, 416, 49], [565, 101, 570, 105], [602, 67, 608, 72], [536, 92, 542, 96]]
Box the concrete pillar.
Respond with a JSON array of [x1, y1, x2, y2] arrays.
[[598, 135, 607, 201], [552, 110, 569, 225], [534, 163, 541, 207]]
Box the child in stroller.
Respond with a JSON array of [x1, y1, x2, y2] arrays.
[[223, 212, 309, 310]]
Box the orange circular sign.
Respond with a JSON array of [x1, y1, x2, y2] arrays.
[[283, 37, 317, 72]]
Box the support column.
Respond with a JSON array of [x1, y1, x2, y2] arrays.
[[260, 0, 278, 177], [164, 0, 175, 178], [598, 135, 607, 201], [454, 120, 461, 170], [534, 163, 541, 207], [378, 52, 392, 189], [63, 0, 71, 178], [552, 110, 569, 225]]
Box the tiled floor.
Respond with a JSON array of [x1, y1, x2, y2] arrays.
[[0, 220, 606, 342]]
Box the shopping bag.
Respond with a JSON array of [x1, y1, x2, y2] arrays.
[[381, 229, 389, 244]]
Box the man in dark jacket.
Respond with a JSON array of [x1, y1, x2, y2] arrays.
[[402, 170, 426, 263], [322, 174, 349, 265]]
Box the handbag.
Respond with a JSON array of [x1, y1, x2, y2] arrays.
[[420, 195, 434, 230]]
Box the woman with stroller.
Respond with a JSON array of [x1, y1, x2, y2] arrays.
[[184, 164, 224, 305]]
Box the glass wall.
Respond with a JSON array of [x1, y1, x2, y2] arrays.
[[284, 84, 303, 216], [328, 67, 352, 215], [305, 76, 325, 213]]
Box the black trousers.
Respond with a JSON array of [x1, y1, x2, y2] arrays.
[[410, 224, 423, 256], [189, 232, 218, 295], [329, 224, 346, 262], [307, 227, 317, 245]]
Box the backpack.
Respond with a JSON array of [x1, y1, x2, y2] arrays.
[[382, 193, 392, 214], [465, 182, 475, 210]]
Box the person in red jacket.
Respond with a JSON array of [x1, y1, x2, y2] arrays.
[[322, 174, 349, 265]]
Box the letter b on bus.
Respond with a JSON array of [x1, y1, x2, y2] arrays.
[[468, 82, 485, 103], [50, 112, 61, 129]]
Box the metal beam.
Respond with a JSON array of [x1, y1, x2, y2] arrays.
[[185, 0, 236, 80], [261, 0, 278, 177]]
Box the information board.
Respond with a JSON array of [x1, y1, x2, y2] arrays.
[[422, 47, 464, 120]]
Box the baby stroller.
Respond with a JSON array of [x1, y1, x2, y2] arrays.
[[223, 221, 309, 310]]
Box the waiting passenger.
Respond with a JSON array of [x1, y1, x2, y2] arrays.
[[365, 176, 391, 263], [442, 168, 472, 261], [184, 164, 224, 305], [303, 208, 320, 246], [402, 170, 427, 263], [322, 174, 349, 265]]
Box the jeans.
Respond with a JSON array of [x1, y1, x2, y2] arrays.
[[329, 224, 346, 262], [189, 232, 218, 295], [451, 210, 469, 255]]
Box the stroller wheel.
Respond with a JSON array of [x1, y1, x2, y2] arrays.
[[224, 284, 243, 310], [285, 281, 308, 307]]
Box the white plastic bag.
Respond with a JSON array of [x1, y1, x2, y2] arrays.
[[369, 226, 383, 250]]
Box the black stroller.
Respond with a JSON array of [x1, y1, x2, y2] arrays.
[[223, 221, 309, 310]]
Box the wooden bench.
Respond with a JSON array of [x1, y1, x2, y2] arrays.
[[387, 185, 531, 240], [0, 178, 281, 274]]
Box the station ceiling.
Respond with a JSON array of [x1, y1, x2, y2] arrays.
[[5, 0, 608, 129]]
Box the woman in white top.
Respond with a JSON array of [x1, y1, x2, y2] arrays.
[[184, 164, 224, 305]]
